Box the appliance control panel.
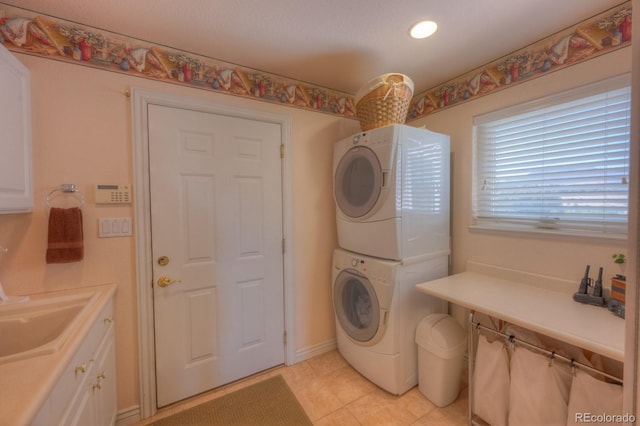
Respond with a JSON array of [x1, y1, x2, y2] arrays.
[[350, 257, 364, 267], [347, 256, 391, 283]]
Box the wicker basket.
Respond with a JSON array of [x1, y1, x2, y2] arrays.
[[354, 73, 414, 131]]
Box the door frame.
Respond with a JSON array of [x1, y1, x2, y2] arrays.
[[131, 88, 295, 419]]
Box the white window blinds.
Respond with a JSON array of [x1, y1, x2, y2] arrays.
[[473, 76, 630, 238]]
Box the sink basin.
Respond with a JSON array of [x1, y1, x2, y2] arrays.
[[0, 291, 100, 364]]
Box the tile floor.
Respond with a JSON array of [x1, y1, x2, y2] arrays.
[[138, 350, 469, 426]]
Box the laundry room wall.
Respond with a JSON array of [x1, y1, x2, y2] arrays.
[[0, 53, 357, 413], [410, 47, 631, 284]]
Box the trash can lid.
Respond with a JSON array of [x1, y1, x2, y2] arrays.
[[415, 313, 467, 359]]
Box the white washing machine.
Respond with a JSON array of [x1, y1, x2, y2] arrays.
[[332, 247, 448, 395], [333, 124, 450, 261]]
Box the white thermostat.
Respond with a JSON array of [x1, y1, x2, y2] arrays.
[[95, 184, 131, 204]]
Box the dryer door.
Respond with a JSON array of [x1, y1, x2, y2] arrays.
[[333, 268, 380, 343], [334, 146, 383, 218]]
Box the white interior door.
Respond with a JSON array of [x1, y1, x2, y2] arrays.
[[148, 104, 285, 407]]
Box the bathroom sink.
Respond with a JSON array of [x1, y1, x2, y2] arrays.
[[0, 291, 99, 364]]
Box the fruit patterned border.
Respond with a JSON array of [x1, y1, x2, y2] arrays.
[[0, 3, 355, 119], [0, 2, 631, 122], [408, 2, 631, 120]]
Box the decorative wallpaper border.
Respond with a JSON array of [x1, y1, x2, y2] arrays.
[[0, 2, 631, 122], [0, 3, 356, 118], [408, 2, 631, 120]]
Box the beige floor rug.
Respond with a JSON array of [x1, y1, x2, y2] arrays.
[[149, 375, 312, 426]]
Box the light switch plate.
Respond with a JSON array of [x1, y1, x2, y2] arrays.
[[98, 217, 132, 238]]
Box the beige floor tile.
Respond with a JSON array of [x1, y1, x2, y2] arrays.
[[285, 373, 344, 421], [346, 387, 421, 426], [313, 407, 361, 426], [398, 387, 438, 419], [134, 350, 470, 426], [307, 350, 349, 375], [323, 364, 378, 404], [413, 386, 468, 426], [280, 359, 315, 382], [412, 408, 467, 426]]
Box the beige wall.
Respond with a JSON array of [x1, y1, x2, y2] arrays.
[[0, 53, 358, 412], [1, 44, 631, 414], [412, 47, 632, 283]]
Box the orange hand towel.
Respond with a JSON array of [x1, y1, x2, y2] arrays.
[[46, 207, 84, 263]]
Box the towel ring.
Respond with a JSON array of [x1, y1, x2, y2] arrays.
[[46, 184, 85, 210]]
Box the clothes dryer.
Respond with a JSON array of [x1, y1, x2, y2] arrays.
[[333, 124, 450, 260], [332, 248, 448, 395]]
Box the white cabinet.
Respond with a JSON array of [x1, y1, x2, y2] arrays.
[[62, 328, 116, 426], [33, 296, 117, 426], [0, 43, 32, 213], [93, 328, 117, 426]]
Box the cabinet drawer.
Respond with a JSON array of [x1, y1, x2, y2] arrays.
[[60, 323, 116, 426], [50, 297, 114, 422], [50, 328, 96, 422], [94, 298, 115, 346]]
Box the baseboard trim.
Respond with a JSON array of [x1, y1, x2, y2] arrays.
[[115, 405, 141, 426], [293, 338, 337, 364]]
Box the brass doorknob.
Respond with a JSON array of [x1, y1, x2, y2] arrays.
[[157, 276, 181, 287]]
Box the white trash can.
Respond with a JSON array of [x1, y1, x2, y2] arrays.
[[415, 313, 467, 407]]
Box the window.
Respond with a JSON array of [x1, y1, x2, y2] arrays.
[[473, 75, 630, 239]]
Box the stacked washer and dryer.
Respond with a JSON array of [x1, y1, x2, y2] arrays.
[[332, 124, 451, 395]]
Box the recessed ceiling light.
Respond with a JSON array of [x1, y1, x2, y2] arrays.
[[409, 21, 438, 39]]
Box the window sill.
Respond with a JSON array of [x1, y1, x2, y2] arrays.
[[469, 223, 627, 244]]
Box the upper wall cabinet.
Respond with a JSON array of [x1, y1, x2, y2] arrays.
[[0, 44, 32, 213]]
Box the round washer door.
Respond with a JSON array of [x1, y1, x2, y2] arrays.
[[334, 146, 383, 218], [333, 268, 380, 343]]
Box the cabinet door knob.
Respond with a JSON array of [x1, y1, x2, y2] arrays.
[[74, 363, 86, 375]]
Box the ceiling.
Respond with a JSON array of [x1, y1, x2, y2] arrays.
[[7, 0, 623, 94]]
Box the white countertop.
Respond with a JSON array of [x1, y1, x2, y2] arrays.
[[416, 270, 624, 362], [0, 283, 116, 426]]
